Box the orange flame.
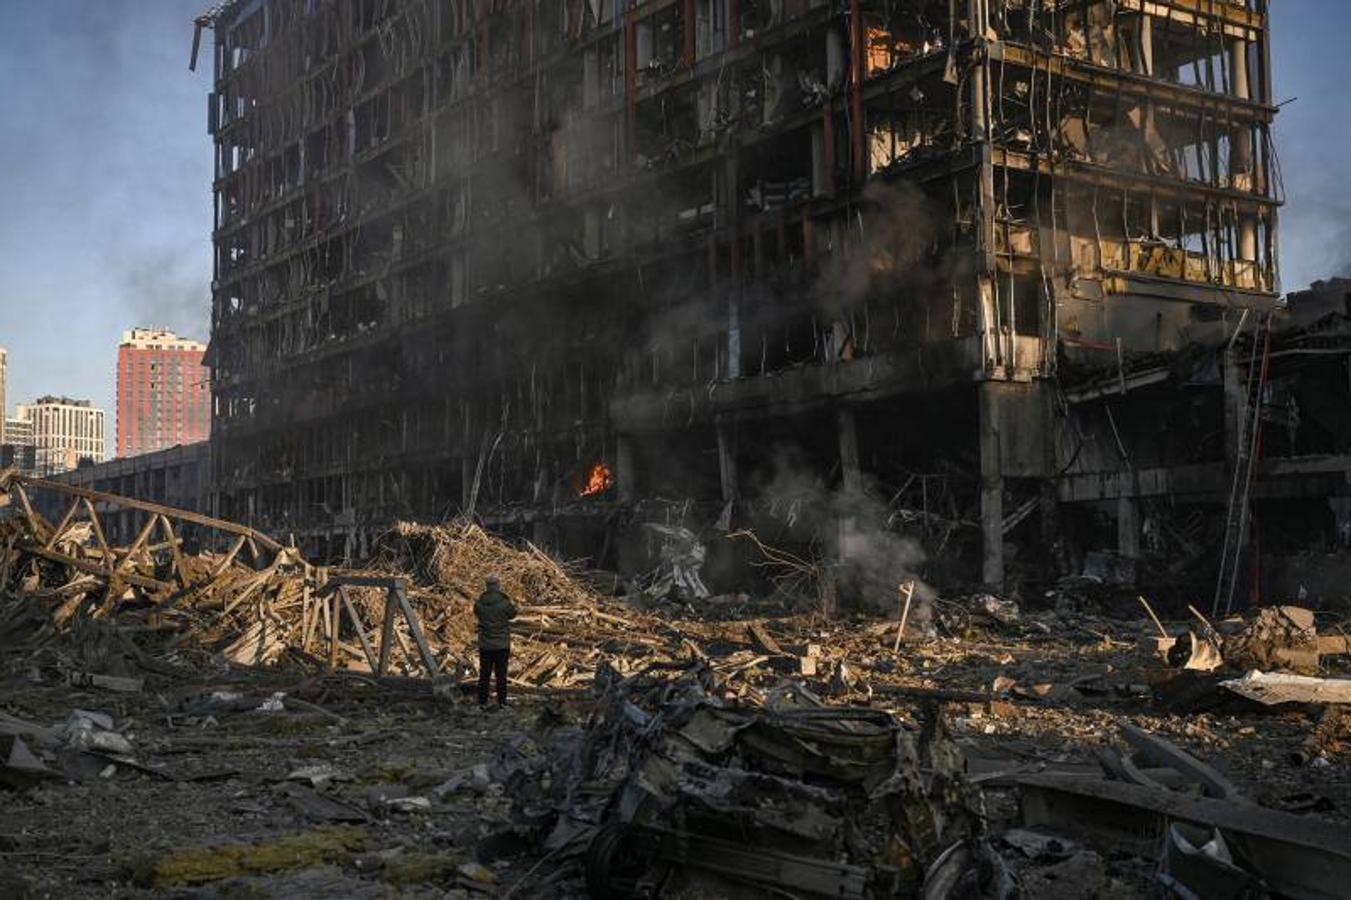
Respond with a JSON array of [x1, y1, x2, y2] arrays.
[[580, 461, 615, 497]]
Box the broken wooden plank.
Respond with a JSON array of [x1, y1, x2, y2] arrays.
[[747, 621, 784, 656]]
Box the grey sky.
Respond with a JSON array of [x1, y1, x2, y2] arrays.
[[0, 1, 1348, 441]]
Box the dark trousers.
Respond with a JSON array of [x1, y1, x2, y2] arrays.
[[478, 647, 509, 706]]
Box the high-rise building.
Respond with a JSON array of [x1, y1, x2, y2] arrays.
[[200, 0, 1281, 583], [16, 396, 105, 477], [116, 328, 211, 458], [0, 345, 7, 446]]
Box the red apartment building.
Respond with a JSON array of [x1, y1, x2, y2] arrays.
[[115, 328, 211, 458]]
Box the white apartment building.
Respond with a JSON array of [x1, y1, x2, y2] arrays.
[[15, 396, 106, 476]]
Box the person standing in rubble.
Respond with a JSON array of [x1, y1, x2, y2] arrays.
[[474, 574, 517, 709]]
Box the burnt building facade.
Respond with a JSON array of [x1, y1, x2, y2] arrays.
[[201, 0, 1280, 596]]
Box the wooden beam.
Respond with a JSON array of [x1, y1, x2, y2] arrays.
[[329, 588, 343, 670], [377, 586, 398, 676], [113, 515, 159, 576], [212, 534, 247, 577], [393, 581, 439, 677], [340, 587, 380, 672], [42, 498, 81, 551], [18, 543, 167, 592], [81, 498, 114, 577], [159, 516, 189, 587]]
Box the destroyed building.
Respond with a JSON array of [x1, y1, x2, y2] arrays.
[[200, 0, 1283, 598]]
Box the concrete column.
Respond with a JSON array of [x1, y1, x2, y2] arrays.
[[460, 455, 475, 510], [727, 291, 741, 378], [978, 382, 1004, 588], [968, 0, 988, 135], [1117, 495, 1140, 559], [1229, 37, 1257, 262], [1040, 479, 1064, 574], [811, 121, 830, 197], [716, 423, 738, 501], [1039, 382, 1064, 575], [978, 275, 1001, 371], [825, 28, 845, 90], [725, 153, 742, 379], [837, 407, 862, 494], [1222, 342, 1247, 466], [616, 435, 637, 503], [635, 18, 654, 70], [532, 517, 552, 550], [969, 0, 997, 372], [1134, 12, 1154, 76]]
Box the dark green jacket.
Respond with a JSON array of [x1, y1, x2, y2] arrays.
[[474, 588, 518, 650]]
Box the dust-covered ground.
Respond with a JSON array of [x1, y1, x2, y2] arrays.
[[2, 605, 1348, 898]]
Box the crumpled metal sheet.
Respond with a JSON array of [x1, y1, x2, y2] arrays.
[[506, 660, 981, 895]]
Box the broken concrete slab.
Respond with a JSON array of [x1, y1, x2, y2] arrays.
[[1220, 671, 1351, 707], [0, 734, 59, 790]]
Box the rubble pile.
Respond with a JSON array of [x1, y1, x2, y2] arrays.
[[365, 521, 665, 687], [372, 521, 600, 612], [488, 661, 1005, 898], [4, 477, 1351, 897]]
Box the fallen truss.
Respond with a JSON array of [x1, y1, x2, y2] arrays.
[[0, 467, 295, 613], [0, 468, 439, 677]]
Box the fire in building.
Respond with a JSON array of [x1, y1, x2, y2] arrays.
[[199, 0, 1293, 605], [116, 328, 212, 459]]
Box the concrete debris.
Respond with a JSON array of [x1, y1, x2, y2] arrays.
[[0, 734, 58, 790], [287, 763, 348, 788], [1014, 849, 1130, 900], [56, 709, 134, 756], [973, 594, 1020, 626], [636, 524, 711, 602], [1220, 671, 1351, 707], [999, 828, 1078, 861], [1224, 606, 1348, 674]]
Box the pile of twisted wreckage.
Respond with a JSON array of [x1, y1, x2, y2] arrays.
[[2, 468, 1351, 897]]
